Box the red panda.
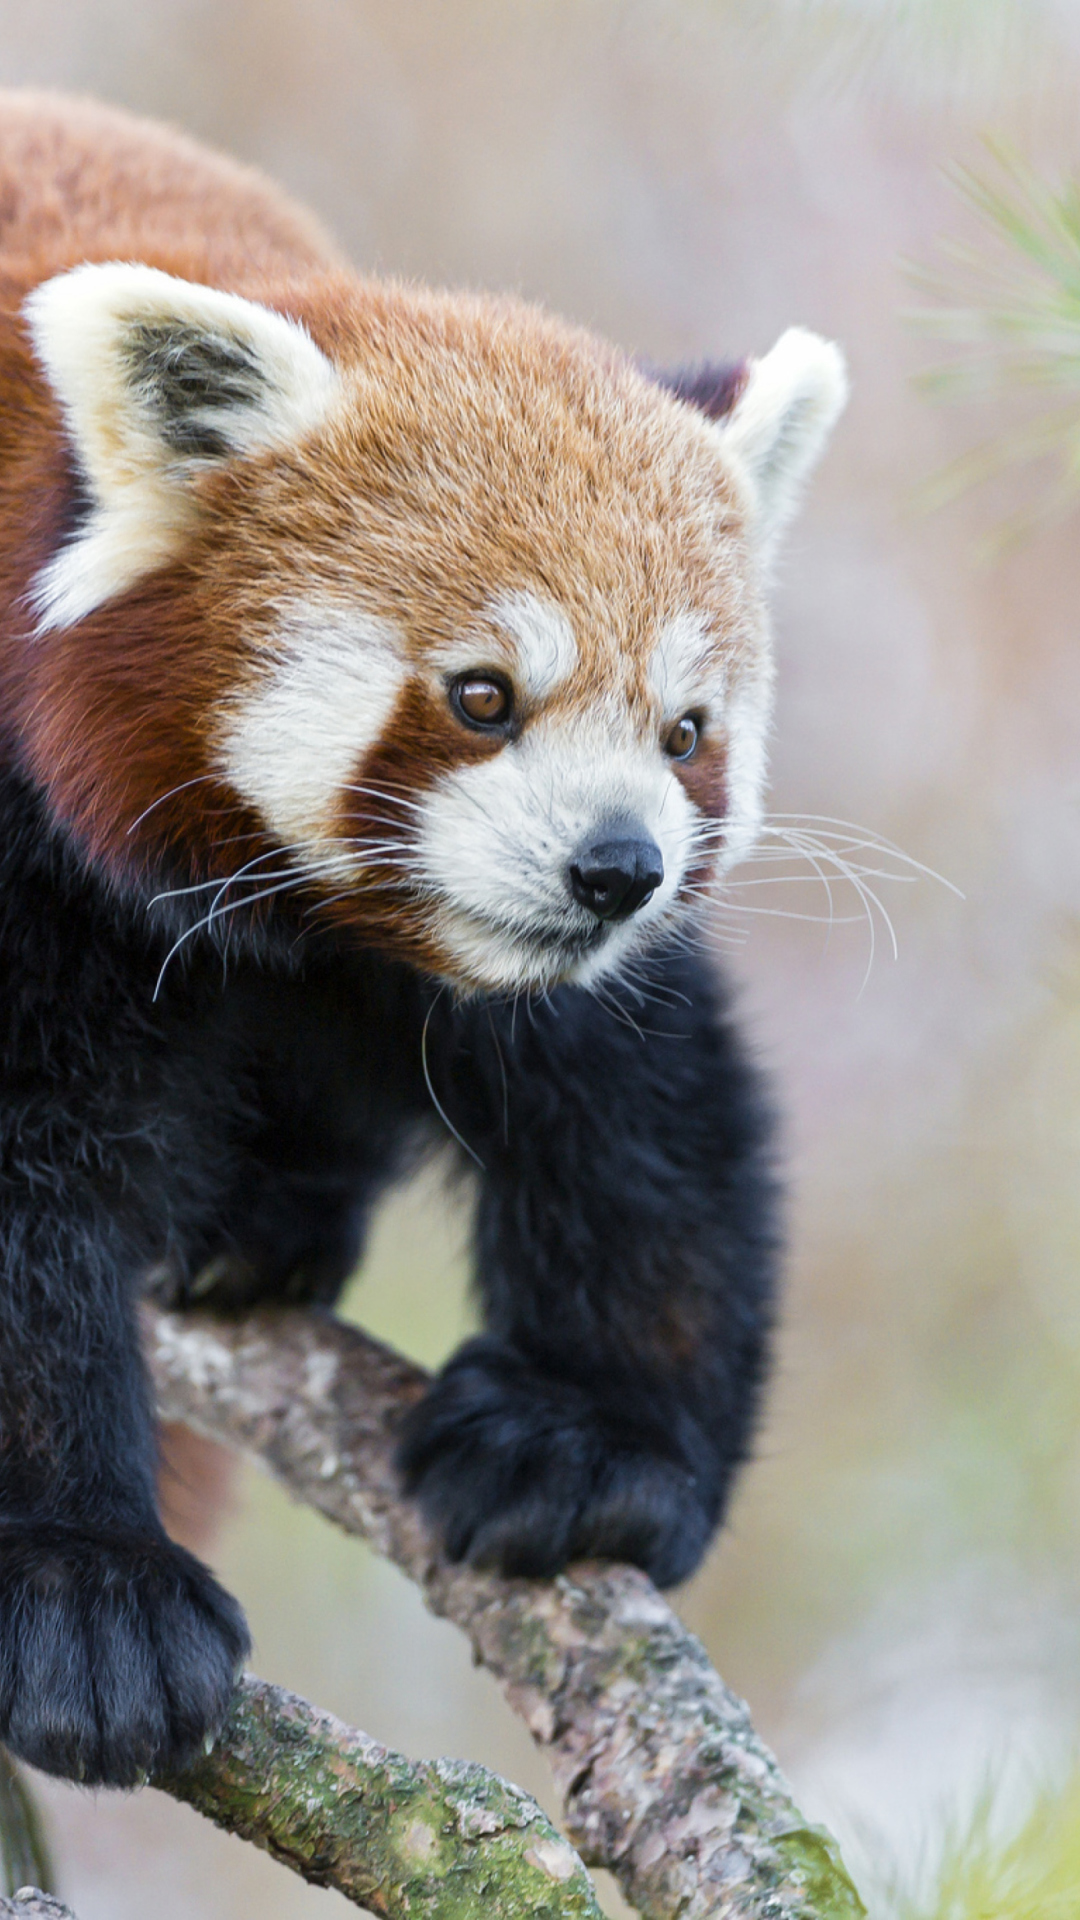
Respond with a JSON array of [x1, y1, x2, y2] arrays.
[[0, 91, 845, 1787]]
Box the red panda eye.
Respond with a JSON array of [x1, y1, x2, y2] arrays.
[[450, 674, 513, 730], [665, 714, 700, 761]]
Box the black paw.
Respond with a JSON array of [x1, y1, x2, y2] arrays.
[[144, 1251, 263, 1313], [0, 1522, 250, 1786], [397, 1339, 719, 1589], [144, 1222, 361, 1314]]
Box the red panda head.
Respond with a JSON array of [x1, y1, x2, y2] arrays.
[[21, 265, 846, 994]]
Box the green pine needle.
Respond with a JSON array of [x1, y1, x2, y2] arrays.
[[895, 1769, 1080, 1920], [911, 144, 1080, 540]]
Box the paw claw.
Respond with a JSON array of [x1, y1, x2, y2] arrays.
[[0, 1523, 250, 1787], [399, 1339, 718, 1588]]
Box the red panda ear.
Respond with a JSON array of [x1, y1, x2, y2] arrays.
[[24, 263, 340, 630], [648, 359, 750, 423], [720, 329, 847, 550], [652, 329, 848, 555]]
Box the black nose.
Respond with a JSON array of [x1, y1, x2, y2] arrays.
[[569, 830, 664, 922]]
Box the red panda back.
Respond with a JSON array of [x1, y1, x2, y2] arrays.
[[0, 90, 344, 290], [0, 93, 353, 1567]]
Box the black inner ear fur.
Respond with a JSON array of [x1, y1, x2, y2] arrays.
[[645, 358, 749, 423], [123, 322, 267, 458]]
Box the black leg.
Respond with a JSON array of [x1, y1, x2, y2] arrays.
[[399, 944, 780, 1588], [0, 1194, 248, 1785], [150, 955, 433, 1313]]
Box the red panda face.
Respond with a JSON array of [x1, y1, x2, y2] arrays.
[[22, 269, 845, 994], [214, 584, 766, 994]]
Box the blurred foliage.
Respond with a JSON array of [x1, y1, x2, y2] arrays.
[[892, 1766, 1080, 1920], [785, 0, 1047, 88], [701, 0, 1076, 110], [911, 148, 1080, 542]]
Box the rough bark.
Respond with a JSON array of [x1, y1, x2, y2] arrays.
[[158, 1673, 601, 1918], [147, 1307, 866, 1920], [0, 1895, 77, 1919]]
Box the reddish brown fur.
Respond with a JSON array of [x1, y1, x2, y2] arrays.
[[674, 733, 728, 814], [0, 91, 342, 282], [0, 93, 759, 955], [327, 677, 517, 972]]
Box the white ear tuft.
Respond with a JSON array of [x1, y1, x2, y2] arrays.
[[720, 328, 848, 553], [25, 263, 340, 629]]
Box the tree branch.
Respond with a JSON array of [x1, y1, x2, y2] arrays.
[[158, 1672, 601, 1917], [147, 1307, 866, 1920], [0, 1635, 603, 1920], [0, 1895, 77, 1919]]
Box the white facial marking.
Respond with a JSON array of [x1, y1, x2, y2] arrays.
[[722, 663, 774, 867], [428, 591, 578, 702], [490, 590, 578, 700], [416, 713, 701, 992], [422, 587, 576, 710], [25, 263, 340, 629], [215, 600, 405, 855], [650, 611, 721, 716]]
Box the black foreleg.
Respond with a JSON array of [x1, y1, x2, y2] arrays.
[[399, 945, 780, 1588], [0, 1195, 248, 1785], [152, 956, 432, 1314]]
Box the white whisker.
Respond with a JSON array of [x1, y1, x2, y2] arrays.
[[421, 990, 485, 1170], [342, 781, 427, 816], [152, 870, 319, 999], [674, 806, 963, 990], [125, 774, 217, 836]]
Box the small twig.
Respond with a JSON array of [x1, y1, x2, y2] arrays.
[[0, 1755, 53, 1899], [157, 1673, 601, 1918], [147, 1306, 867, 1920]]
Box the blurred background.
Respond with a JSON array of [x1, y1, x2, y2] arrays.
[[4, 2, 1080, 1913]]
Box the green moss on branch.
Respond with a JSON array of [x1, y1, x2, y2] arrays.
[[157, 1674, 602, 1920]]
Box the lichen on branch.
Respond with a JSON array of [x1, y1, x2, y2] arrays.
[[0, 1894, 77, 1919], [157, 1673, 601, 1918]]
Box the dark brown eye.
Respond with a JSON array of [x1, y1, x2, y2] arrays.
[[665, 714, 700, 761], [450, 674, 513, 730]]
